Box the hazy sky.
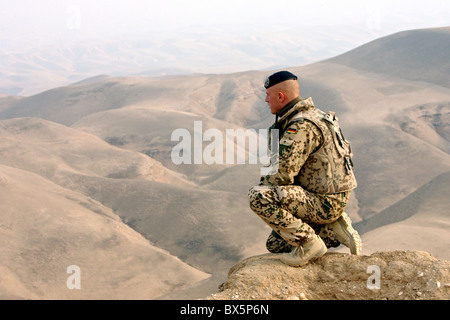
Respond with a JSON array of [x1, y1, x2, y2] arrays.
[[0, 0, 449, 89], [1, 0, 449, 46]]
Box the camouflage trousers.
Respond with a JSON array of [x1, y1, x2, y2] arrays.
[[248, 185, 350, 252]]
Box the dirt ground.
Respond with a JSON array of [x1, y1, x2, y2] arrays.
[[207, 250, 450, 300]]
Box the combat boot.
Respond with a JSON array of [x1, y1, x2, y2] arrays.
[[329, 212, 362, 255], [280, 235, 327, 267]]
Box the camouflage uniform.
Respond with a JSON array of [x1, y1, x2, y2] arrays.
[[248, 97, 357, 252]]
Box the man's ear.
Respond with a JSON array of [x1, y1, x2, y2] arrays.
[[278, 91, 285, 102]]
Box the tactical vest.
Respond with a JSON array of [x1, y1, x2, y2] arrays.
[[290, 108, 357, 194]]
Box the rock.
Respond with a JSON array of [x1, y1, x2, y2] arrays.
[[298, 293, 308, 300], [425, 280, 441, 292], [206, 250, 450, 300]]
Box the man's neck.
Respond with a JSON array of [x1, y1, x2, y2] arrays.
[[277, 96, 301, 118]]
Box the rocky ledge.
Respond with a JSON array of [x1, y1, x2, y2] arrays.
[[207, 250, 449, 300]]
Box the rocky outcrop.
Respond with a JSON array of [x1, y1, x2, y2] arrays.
[[207, 251, 449, 300]]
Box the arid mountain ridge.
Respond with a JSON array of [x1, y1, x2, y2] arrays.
[[0, 27, 449, 299]]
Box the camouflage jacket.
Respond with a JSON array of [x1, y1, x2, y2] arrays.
[[260, 97, 357, 194]]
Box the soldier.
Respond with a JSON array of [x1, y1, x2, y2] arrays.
[[248, 71, 361, 267]]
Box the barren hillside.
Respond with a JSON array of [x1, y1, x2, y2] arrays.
[[0, 27, 449, 299], [0, 164, 208, 300], [328, 27, 450, 87]]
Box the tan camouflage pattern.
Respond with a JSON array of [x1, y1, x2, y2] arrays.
[[248, 185, 350, 246], [266, 230, 294, 253], [292, 108, 357, 194], [249, 97, 356, 248], [261, 98, 357, 194], [261, 119, 323, 186], [317, 223, 342, 248]]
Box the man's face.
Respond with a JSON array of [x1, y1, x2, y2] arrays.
[[265, 87, 284, 115]]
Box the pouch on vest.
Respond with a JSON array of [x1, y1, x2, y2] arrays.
[[323, 112, 354, 173]]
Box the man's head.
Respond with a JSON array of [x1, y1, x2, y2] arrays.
[[264, 71, 300, 114]]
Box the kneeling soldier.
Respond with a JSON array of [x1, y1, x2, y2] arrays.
[[248, 71, 361, 267]]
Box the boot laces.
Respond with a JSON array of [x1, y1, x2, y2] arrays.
[[293, 245, 305, 257]]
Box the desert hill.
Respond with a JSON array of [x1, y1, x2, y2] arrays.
[[0, 117, 192, 186], [207, 251, 449, 300], [0, 164, 208, 300], [0, 117, 266, 274], [0, 75, 196, 126], [328, 27, 450, 88], [0, 27, 449, 299], [355, 170, 450, 260]]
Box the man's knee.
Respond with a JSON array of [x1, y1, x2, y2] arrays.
[[248, 186, 261, 211], [248, 186, 272, 211]]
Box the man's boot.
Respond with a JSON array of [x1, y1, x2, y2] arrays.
[[280, 235, 327, 267], [329, 212, 362, 255]]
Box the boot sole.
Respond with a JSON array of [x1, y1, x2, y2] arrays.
[[334, 214, 362, 255]]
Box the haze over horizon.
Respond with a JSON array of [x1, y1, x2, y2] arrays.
[[3, 1, 449, 41], [1, 0, 449, 87]]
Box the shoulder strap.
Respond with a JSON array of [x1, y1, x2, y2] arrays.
[[287, 110, 325, 153]]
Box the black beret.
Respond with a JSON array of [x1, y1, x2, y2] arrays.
[[264, 71, 298, 89]]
